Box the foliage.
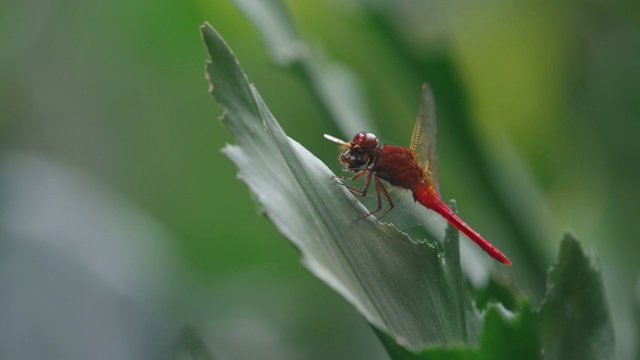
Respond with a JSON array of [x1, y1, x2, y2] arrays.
[[201, 22, 615, 359]]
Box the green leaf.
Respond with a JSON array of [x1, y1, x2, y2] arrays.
[[404, 233, 614, 360], [471, 276, 522, 314], [476, 304, 539, 360], [537, 233, 616, 360], [375, 302, 539, 360], [200, 23, 474, 350], [174, 326, 216, 360]]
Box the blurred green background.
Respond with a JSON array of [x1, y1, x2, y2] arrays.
[[1, 0, 639, 359]]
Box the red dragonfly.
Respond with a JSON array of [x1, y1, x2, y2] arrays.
[[324, 84, 511, 265]]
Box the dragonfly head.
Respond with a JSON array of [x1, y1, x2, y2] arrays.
[[324, 132, 379, 169]]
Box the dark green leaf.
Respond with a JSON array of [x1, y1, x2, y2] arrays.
[[174, 326, 216, 360], [476, 304, 539, 360], [471, 276, 522, 313], [537, 233, 616, 360], [375, 302, 539, 360]]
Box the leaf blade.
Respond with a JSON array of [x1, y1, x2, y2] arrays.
[[537, 233, 616, 360], [200, 23, 472, 349]]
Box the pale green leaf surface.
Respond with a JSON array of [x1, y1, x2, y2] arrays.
[[201, 23, 473, 349]]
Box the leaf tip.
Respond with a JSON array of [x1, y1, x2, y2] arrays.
[[199, 21, 215, 40], [556, 231, 598, 272]]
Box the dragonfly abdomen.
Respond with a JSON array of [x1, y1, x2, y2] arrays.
[[413, 186, 512, 265]]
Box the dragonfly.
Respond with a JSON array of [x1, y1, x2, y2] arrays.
[[324, 84, 511, 265]]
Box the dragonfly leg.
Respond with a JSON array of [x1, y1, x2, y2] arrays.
[[352, 175, 395, 222], [336, 169, 366, 181], [336, 170, 373, 197], [373, 176, 394, 220], [335, 171, 394, 222], [353, 176, 383, 221]]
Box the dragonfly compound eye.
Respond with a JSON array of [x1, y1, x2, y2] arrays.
[[352, 132, 379, 151]]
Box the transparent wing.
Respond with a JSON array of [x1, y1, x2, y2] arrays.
[[409, 83, 440, 197]]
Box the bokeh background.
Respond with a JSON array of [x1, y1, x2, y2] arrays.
[[1, 0, 639, 359]]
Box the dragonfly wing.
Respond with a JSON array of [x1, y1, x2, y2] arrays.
[[409, 83, 441, 197]]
